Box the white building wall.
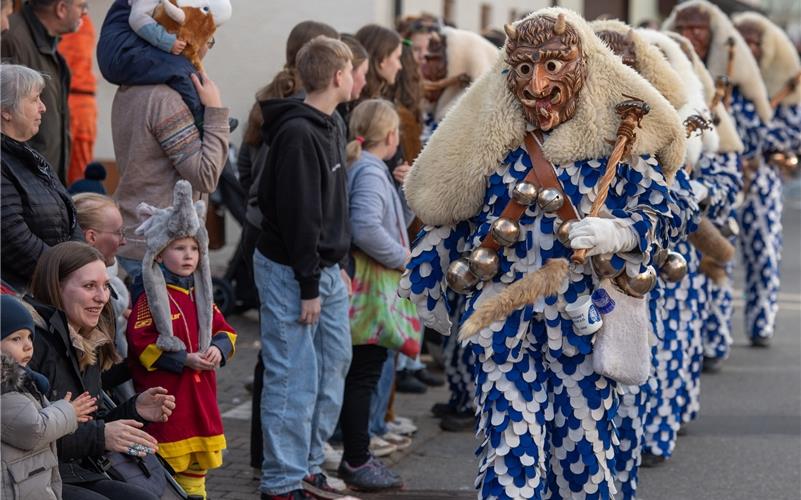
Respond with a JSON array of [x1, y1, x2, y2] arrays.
[[628, 0, 658, 27]]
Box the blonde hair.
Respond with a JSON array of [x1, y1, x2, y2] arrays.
[[296, 36, 353, 93], [346, 99, 399, 164], [72, 193, 119, 232]]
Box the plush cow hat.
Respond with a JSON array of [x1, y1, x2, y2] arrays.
[[135, 180, 213, 352]]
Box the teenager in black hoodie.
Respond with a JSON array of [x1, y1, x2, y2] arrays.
[[253, 36, 354, 500]]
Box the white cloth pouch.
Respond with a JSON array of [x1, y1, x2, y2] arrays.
[[591, 279, 651, 385]]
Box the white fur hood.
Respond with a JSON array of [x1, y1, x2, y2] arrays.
[[663, 0, 772, 123], [432, 27, 500, 122], [405, 7, 686, 227], [732, 11, 801, 106]]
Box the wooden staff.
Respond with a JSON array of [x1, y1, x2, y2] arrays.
[[770, 71, 801, 109], [572, 98, 650, 264], [723, 37, 736, 108]]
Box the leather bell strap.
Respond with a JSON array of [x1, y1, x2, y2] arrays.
[[480, 133, 579, 251]]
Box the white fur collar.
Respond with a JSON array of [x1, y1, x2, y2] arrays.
[[663, 0, 772, 123], [637, 28, 718, 163], [665, 31, 744, 155], [432, 27, 500, 122], [405, 7, 686, 227], [732, 11, 801, 106]]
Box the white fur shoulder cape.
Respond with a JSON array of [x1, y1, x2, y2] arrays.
[[732, 11, 801, 106], [662, 0, 772, 123], [405, 7, 686, 227]]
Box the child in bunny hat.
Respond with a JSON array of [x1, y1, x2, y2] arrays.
[[126, 180, 236, 498]]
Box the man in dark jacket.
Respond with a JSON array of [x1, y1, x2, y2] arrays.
[[253, 36, 354, 499], [1, 0, 87, 183]]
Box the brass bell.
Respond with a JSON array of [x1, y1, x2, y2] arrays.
[[512, 181, 539, 206], [591, 253, 624, 279], [491, 218, 521, 247], [556, 220, 574, 247], [652, 248, 670, 268], [468, 247, 500, 281], [659, 251, 688, 282], [719, 217, 739, 238], [537, 187, 564, 213], [446, 258, 479, 294], [616, 266, 657, 298]]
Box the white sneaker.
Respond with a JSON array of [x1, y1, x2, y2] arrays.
[[326, 475, 347, 491], [369, 435, 398, 457], [380, 432, 412, 450], [323, 442, 343, 471], [386, 417, 417, 436]]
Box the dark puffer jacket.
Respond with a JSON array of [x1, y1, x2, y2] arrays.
[[25, 300, 144, 484], [1, 135, 83, 291]]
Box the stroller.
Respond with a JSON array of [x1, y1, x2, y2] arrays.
[[208, 129, 260, 316]]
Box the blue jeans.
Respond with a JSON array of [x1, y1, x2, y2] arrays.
[[254, 251, 352, 495], [369, 351, 395, 436]]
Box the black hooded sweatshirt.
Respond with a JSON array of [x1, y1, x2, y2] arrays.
[[256, 98, 350, 300]]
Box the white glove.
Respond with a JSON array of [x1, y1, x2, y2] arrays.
[[568, 217, 639, 257], [689, 179, 709, 204]]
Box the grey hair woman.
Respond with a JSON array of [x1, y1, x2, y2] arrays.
[[1, 63, 83, 293]]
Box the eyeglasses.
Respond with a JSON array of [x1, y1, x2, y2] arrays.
[[207, 37, 216, 49], [94, 228, 126, 240]]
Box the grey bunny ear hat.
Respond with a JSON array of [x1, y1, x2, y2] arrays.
[[135, 180, 213, 352]]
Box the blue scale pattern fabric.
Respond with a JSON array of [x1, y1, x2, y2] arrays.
[[400, 146, 675, 499], [731, 86, 784, 341]]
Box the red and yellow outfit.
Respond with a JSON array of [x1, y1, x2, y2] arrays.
[[127, 284, 236, 496]]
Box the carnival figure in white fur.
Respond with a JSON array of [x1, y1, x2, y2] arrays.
[[400, 8, 686, 498], [664, 0, 786, 351], [638, 30, 745, 466], [591, 20, 705, 498]]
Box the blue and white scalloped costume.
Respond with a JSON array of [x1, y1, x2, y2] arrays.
[[615, 168, 700, 498], [400, 149, 675, 499], [730, 87, 787, 343]]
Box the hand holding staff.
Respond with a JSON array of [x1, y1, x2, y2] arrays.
[[572, 98, 650, 265], [770, 71, 801, 109]]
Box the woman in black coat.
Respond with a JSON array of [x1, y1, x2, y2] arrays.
[[0, 64, 83, 293], [27, 242, 176, 500]]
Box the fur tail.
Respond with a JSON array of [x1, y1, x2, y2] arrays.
[[688, 217, 735, 263], [458, 258, 569, 342]]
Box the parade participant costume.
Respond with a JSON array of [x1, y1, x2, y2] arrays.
[[664, 0, 784, 347], [592, 21, 705, 497], [420, 27, 499, 428], [733, 12, 801, 157], [400, 8, 686, 499], [635, 28, 740, 470], [126, 180, 236, 498]]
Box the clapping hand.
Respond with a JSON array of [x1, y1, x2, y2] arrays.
[[64, 391, 97, 423]]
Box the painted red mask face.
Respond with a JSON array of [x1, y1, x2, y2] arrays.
[[596, 30, 637, 69], [736, 22, 763, 63], [422, 33, 447, 101], [505, 14, 587, 131], [674, 7, 711, 61]]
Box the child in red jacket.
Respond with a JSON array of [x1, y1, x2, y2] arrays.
[[127, 180, 236, 498]]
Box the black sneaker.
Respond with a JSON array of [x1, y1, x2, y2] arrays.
[[431, 402, 457, 418], [261, 490, 313, 500], [395, 370, 427, 394], [413, 368, 445, 387], [440, 410, 475, 432], [750, 336, 771, 348], [337, 456, 403, 492], [702, 356, 723, 373], [302, 473, 343, 499], [640, 453, 667, 468]]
